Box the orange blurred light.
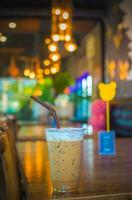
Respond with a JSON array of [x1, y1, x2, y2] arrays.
[[49, 52, 61, 62], [38, 79, 45, 84], [48, 43, 57, 52], [34, 89, 43, 96], [24, 68, 30, 76], [65, 34, 71, 41], [43, 59, 50, 66], [65, 42, 77, 52], [52, 34, 60, 42], [45, 38, 51, 45], [29, 72, 35, 79], [64, 87, 70, 95], [62, 12, 69, 20], [51, 67, 57, 74], [54, 8, 61, 15], [44, 68, 50, 75], [37, 68, 43, 74], [54, 63, 60, 72], [59, 23, 67, 30], [59, 35, 65, 41]]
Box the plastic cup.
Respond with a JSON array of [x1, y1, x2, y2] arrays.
[[46, 128, 84, 193]]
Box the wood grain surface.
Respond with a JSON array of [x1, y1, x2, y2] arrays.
[[17, 126, 132, 200]]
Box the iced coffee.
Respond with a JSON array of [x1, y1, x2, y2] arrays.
[[46, 128, 84, 193]]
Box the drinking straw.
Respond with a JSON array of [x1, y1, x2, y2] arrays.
[[31, 95, 60, 129]]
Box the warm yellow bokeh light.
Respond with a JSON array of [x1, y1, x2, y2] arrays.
[[38, 79, 45, 84], [37, 68, 43, 74], [98, 81, 117, 101], [0, 35, 7, 42], [45, 38, 51, 45], [52, 34, 60, 42], [43, 59, 50, 66], [34, 89, 43, 96], [48, 43, 57, 52], [49, 52, 61, 62], [44, 69, 50, 75], [37, 74, 43, 79], [108, 61, 116, 79], [59, 23, 67, 30], [54, 63, 60, 72], [24, 68, 30, 76], [65, 42, 77, 52], [62, 12, 69, 19], [65, 34, 71, 41], [29, 72, 35, 79], [54, 8, 61, 15], [51, 67, 57, 74], [8, 22, 17, 29], [59, 35, 65, 41], [118, 61, 129, 80]]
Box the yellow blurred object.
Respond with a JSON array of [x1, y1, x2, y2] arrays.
[[8, 22, 17, 29], [98, 81, 117, 132], [0, 35, 7, 42], [52, 34, 60, 42], [48, 43, 58, 52], [37, 69, 43, 74], [49, 52, 61, 62], [50, 0, 77, 52], [54, 8, 61, 15], [58, 23, 67, 31], [59, 35, 65, 41], [45, 38, 51, 45], [43, 59, 50, 66], [118, 61, 129, 80], [44, 68, 50, 75], [51, 67, 57, 74], [29, 72, 35, 79], [33, 89, 43, 96], [38, 79, 45, 84], [98, 82, 117, 101], [108, 61, 116, 79], [62, 11, 69, 19], [65, 34, 71, 41], [24, 68, 30, 77], [65, 42, 77, 52], [54, 63, 60, 72]]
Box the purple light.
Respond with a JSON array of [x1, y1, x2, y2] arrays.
[[69, 85, 76, 93]]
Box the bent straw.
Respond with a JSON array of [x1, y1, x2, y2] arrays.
[[31, 95, 60, 129]]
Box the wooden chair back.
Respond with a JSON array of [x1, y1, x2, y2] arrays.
[[0, 135, 7, 200], [0, 125, 21, 200]]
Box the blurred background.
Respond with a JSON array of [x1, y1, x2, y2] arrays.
[[0, 0, 132, 136]]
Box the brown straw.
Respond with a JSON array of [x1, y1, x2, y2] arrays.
[[31, 95, 60, 129]]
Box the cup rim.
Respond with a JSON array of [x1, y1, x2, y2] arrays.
[[45, 127, 85, 132]]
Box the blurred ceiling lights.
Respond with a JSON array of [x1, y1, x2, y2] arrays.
[[51, 0, 77, 49], [43, 0, 77, 76], [8, 22, 17, 29], [0, 33, 7, 42], [22, 0, 77, 96]]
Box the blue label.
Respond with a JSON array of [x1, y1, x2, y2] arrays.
[[98, 131, 116, 155]]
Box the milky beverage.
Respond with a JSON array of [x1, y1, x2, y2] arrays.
[[46, 128, 84, 193]]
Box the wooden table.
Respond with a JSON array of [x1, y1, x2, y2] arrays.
[[17, 125, 132, 200]]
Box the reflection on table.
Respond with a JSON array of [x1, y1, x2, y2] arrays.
[[17, 125, 132, 200]]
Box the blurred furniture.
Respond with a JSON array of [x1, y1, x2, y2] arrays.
[[0, 125, 20, 200], [0, 114, 19, 141], [0, 134, 7, 200], [0, 118, 32, 200]]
